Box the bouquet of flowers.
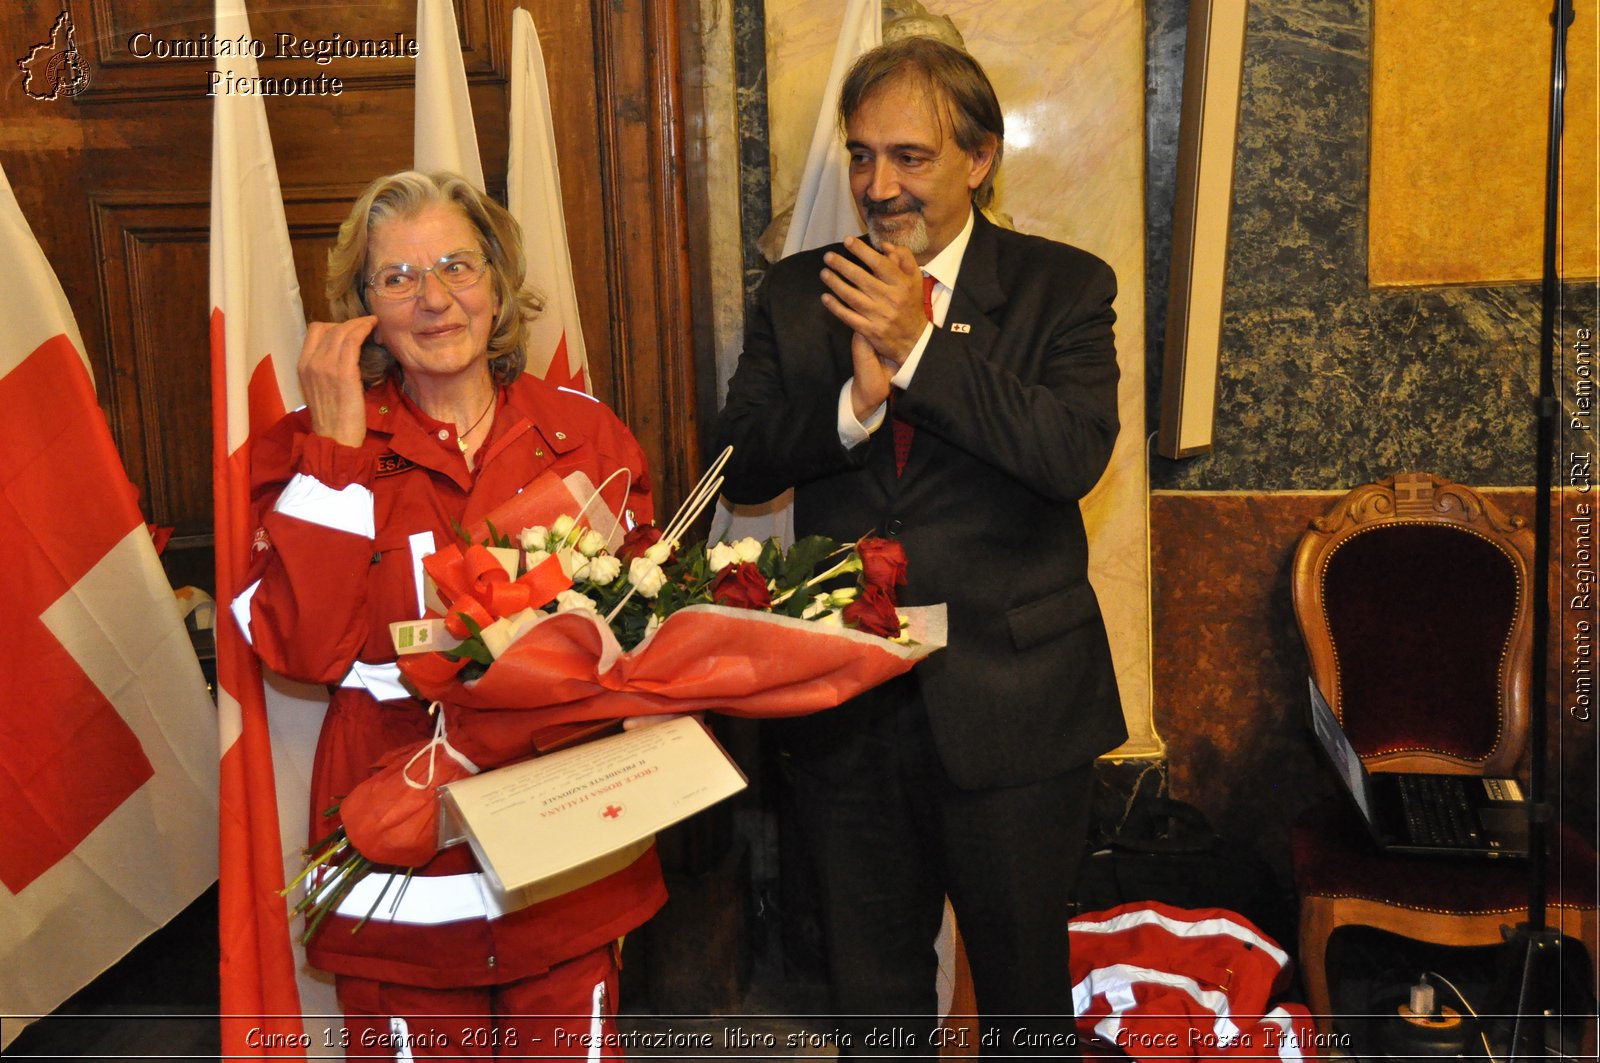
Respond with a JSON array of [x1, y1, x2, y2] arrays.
[[393, 448, 944, 766], [292, 449, 944, 935]]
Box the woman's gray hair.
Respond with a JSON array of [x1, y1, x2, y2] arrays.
[[325, 170, 543, 387]]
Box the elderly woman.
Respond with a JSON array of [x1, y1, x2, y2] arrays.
[[241, 170, 661, 1057]]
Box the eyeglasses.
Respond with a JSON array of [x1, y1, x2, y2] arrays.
[[366, 249, 490, 301]]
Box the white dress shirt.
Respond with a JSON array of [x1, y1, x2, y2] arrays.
[[837, 208, 976, 446]]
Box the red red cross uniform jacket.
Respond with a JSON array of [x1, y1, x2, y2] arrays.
[[1069, 902, 1319, 1062], [241, 373, 666, 987]]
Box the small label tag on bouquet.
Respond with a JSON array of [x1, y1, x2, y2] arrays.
[[390, 618, 464, 655]]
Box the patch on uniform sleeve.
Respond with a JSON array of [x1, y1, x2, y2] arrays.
[[375, 452, 417, 477], [251, 526, 271, 554]]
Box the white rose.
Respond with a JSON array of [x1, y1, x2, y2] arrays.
[[628, 556, 668, 598], [550, 514, 577, 543], [576, 529, 608, 557], [518, 525, 549, 552], [555, 547, 584, 580], [643, 540, 673, 566], [733, 537, 763, 563], [584, 555, 623, 586], [524, 548, 553, 571], [554, 589, 599, 614], [707, 542, 740, 573]]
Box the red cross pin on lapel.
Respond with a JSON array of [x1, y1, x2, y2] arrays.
[[602, 804, 624, 819], [949, 322, 971, 333]]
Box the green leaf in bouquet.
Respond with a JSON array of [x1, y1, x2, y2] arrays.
[[483, 518, 513, 550], [756, 537, 785, 581], [778, 590, 816, 619], [613, 599, 654, 650], [654, 577, 696, 617], [583, 580, 628, 615], [781, 535, 840, 586], [444, 613, 494, 667], [449, 517, 471, 544], [676, 541, 710, 586]]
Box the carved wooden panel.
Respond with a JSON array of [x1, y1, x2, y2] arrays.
[[88, 196, 210, 543], [76, 0, 501, 102]]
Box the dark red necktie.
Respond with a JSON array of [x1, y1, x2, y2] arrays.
[[892, 273, 937, 476]]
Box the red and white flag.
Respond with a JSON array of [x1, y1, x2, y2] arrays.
[[711, 0, 880, 545], [414, 0, 485, 190], [210, 0, 336, 1056], [0, 161, 217, 1049], [507, 7, 591, 392], [781, 0, 879, 258]]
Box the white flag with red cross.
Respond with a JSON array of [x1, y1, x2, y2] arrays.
[[507, 7, 591, 392], [210, 0, 338, 1056], [711, 0, 880, 546], [782, 0, 880, 257], [414, 0, 486, 191], [0, 160, 217, 1050]]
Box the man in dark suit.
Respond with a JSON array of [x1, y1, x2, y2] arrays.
[[714, 36, 1125, 1057]]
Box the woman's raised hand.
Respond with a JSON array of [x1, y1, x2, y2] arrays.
[[299, 316, 378, 448]]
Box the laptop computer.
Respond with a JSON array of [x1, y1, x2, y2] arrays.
[[1306, 677, 1529, 859]]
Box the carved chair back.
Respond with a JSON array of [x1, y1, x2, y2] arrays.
[[1291, 473, 1534, 775]]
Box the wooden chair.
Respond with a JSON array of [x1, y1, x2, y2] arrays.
[[1289, 472, 1597, 1037]]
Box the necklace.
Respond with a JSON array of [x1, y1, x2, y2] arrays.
[[456, 390, 497, 453]]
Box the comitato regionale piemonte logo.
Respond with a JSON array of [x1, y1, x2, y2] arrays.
[[18, 5, 91, 101]]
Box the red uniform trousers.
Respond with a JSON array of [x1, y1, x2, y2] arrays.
[[336, 942, 623, 1061]]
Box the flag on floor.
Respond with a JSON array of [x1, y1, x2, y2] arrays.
[[414, 0, 486, 191], [507, 7, 591, 392], [210, 0, 337, 1056], [0, 159, 218, 1050]]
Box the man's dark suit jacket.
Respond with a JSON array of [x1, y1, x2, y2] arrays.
[[715, 210, 1126, 789]]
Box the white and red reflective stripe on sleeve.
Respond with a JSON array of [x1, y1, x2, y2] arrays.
[[1070, 904, 1289, 969], [313, 868, 504, 925], [339, 661, 411, 702], [273, 472, 376, 538], [1072, 963, 1241, 1046], [587, 979, 606, 1063], [390, 1016, 415, 1062], [228, 473, 379, 646], [1253, 1007, 1308, 1062]]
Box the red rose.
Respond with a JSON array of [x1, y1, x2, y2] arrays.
[[857, 536, 908, 594], [710, 562, 773, 610], [842, 583, 902, 638], [618, 524, 665, 564]]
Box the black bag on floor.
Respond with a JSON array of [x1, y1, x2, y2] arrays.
[[1071, 796, 1292, 944]]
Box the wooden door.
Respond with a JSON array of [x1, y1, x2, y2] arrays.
[[1, 0, 700, 594]]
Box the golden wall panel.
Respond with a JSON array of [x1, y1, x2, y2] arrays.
[[1369, 0, 1598, 287]]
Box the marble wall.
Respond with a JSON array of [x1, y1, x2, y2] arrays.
[[1146, 0, 1589, 493], [1142, 0, 1598, 865]]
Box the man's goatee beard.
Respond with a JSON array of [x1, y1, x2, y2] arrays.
[[865, 212, 930, 256]]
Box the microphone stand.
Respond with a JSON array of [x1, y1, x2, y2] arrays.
[[1487, 1, 1581, 1057]]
